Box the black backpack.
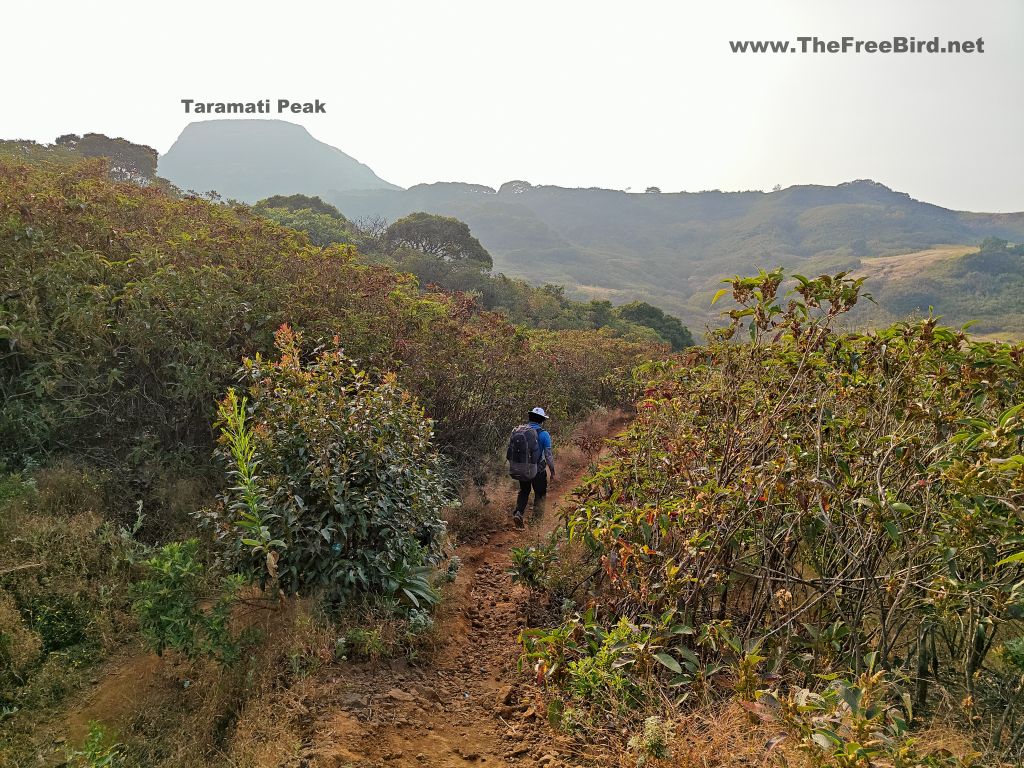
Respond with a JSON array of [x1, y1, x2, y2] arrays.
[[507, 424, 540, 480]]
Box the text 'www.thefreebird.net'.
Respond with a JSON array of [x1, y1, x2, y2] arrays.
[[730, 36, 985, 54]]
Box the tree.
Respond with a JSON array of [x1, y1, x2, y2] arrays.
[[257, 206, 355, 247], [586, 300, 615, 328], [979, 236, 1009, 253], [56, 133, 158, 183], [615, 301, 694, 351], [645, 186, 661, 194], [256, 194, 347, 220], [384, 212, 493, 269]]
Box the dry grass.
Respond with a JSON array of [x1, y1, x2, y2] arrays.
[[66, 597, 340, 768], [648, 702, 984, 768], [30, 461, 105, 518], [54, 591, 452, 767], [445, 474, 511, 543], [668, 701, 808, 768], [0, 590, 42, 674], [217, 601, 337, 767], [852, 244, 976, 283], [657, 701, 996, 768]]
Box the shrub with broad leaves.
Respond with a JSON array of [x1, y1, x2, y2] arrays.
[[131, 539, 246, 664], [525, 269, 1024, 764], [214, 326, 455, 609]]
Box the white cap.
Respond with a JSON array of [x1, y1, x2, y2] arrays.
[[530, 406, 548, 420]]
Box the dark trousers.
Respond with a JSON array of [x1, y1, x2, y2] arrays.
[[515, 468, 548, 515]]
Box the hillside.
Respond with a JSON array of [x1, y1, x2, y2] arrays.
[[0, 156, 656, 766], [158, 119, 400, 201], [328, 180, 1024, 333], [152, 120, 1024, 335]]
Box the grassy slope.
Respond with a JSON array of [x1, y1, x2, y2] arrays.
[[840, 244, 1024, 336]]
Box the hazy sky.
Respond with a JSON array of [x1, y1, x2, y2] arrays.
[[5, 0, 1022, 211]]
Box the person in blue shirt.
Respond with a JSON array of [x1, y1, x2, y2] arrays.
[[514, 407, 555, 528]]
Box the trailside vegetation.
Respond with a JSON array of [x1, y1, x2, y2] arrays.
[[0, 159, 655, 487], [522, 270, 1024, 766], [0, 155, 658, 763]]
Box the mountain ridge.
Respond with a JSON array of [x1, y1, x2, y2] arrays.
[[156, 119, 1024, 334], [325, 176, 1024, 330]]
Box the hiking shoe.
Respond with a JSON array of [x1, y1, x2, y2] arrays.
[[513, 512, 525, 529]]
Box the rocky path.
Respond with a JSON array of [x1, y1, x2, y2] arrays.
[[299, 412, 629, 768]]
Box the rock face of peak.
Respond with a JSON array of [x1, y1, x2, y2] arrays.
[[158, 119, 399, 202]]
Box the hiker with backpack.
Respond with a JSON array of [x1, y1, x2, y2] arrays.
[[506, 407, 555, 528]]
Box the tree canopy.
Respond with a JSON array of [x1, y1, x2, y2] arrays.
[[257, 193, 349, 220], [385, 212, 493, 269], [255, 203, 694, 348], [616, 301, 694, 350], [56, 133, 158, 183]]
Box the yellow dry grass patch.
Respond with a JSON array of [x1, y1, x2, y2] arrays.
[[574, 284, 623, 300], [852, 244, 976, 282]]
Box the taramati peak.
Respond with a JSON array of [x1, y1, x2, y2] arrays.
[[158, 119, 400, 202]]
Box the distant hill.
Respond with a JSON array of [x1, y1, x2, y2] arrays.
[[327, 180, 1024, 334], [158, 120, 399, 201], [154, 119, 1024, 335]]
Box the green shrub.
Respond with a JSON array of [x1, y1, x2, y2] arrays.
[[752, 663, 979, 768], [566, 654, 638, 711], [340, 627, 387, 661], [443, 556, 461, 583], [1002, 638, 1024, 674], [627, 716, 673, 765], [509, 538, 558, 589], [65, 721, 123, 768], [0, 471, 35, 505], [215, 326, 455, 609], [131, 539, 245, 664], [524, 614, 653, 715]]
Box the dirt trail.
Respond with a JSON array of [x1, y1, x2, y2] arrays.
[[298, 411, 629, 768], [45, 411, 628, 768]]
